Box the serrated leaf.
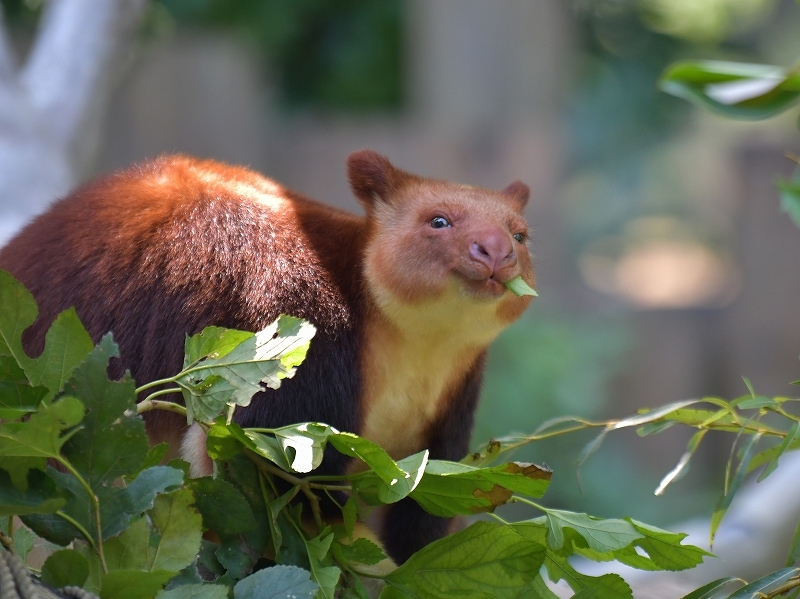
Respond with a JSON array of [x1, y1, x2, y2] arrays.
[[335, 538, 387, 566], [189, 477, 256, 534], [660, 60, 800, 120], [61, 334, 149, 490], [545, 554, 632, 599], [100, 569, 177, 599], [157, 584, 230, 599], [304, 531, 340, 599], [612, 520, 710, 571], [504, 276, 538, 297], [545, 511, 642, 554], [178, 316, 316, 421], [25, 308, 94, 400], [382, 521, 546, 599], [101, 466, 185, 539], [409, 460, 551, 517], [728, 567, 800, 598], [148, 488, 204, 573], [216, 534, 255, 581], [0, 272, 93, 399], [41, 549, 89, 588], [233, 566, 318, 599], [184, 327, 255, 369]]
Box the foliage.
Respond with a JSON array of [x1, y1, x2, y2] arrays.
[[0, 270, 708, 598], [153, 0, 404, 112], [660, 53, 800, 225]]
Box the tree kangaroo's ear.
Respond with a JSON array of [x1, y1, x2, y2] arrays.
[[501, 180, 530, 211], [347, 149, 402, 210]]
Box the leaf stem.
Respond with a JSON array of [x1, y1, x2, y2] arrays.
[[141, 387, 184, 404], [245, 449, 325, 534], [135, 376, 178, 394], [508, 495, 549, 513], [56, 458, 107, 573], [136, 399, 188, 418], [54, 511, 95, 551]]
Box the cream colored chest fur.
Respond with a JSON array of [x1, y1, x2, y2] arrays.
[[359, 283, 506, 461]]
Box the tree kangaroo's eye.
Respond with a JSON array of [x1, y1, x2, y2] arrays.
[[429, 216, 451, 229], [513, 233, 525, 243]]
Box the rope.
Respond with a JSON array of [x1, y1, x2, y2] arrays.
[[0, 549, 98, 599]]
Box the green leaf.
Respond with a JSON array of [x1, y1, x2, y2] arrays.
[[678, 578, 742, 599], [778, 180, 800, 229], [0, 272, 93, 398], [178, 315, 316, 423], [207, 420, 254, 460], [545, 554, 632, 599], [655, 430, 707, 496], [184, 327, 255, 368], [710, 432, 762, 547], [0, 356, 46, 416], [24, 308, 94, 401], [304, 530, 341, 599], [136, 443, 171, 476], [727, 567, 800, 598], [189, 477, 256, 534], [12, 524, 35, 560], [786, 518, 800, 566], [334, 538, 386, 566], [0, 396, 84, 487], [100, 569, 177, 599], [735, 396, 778, 410], [0, 464, 66, 515], [409, 460, 551, 518], [148, 488, 204, 573], [273, 422, 337, 473], [503, 276, 538, 297], [101, 466, 185, 539], [41, 549, 90, 589], [545, 511, 642, 554], [660, 60, 800, 120], [331, 433, 427, 504], [216, 534, 256, 581], [759, 422, 800, 482], [610, 520, 710, 571], [157, 585, 230, 599], [233, 566, 318, 599], [221, 454, 273, 555], [61, 334, 149, 490], [382, 521, 546, 599]]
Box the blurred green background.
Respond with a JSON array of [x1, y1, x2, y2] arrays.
[[4, 0, 800, 528]]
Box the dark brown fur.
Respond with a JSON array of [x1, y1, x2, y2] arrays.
[[0, 151, 534, 563]]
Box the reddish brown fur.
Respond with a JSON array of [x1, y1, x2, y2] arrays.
[[0, 151, 535, 564]]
